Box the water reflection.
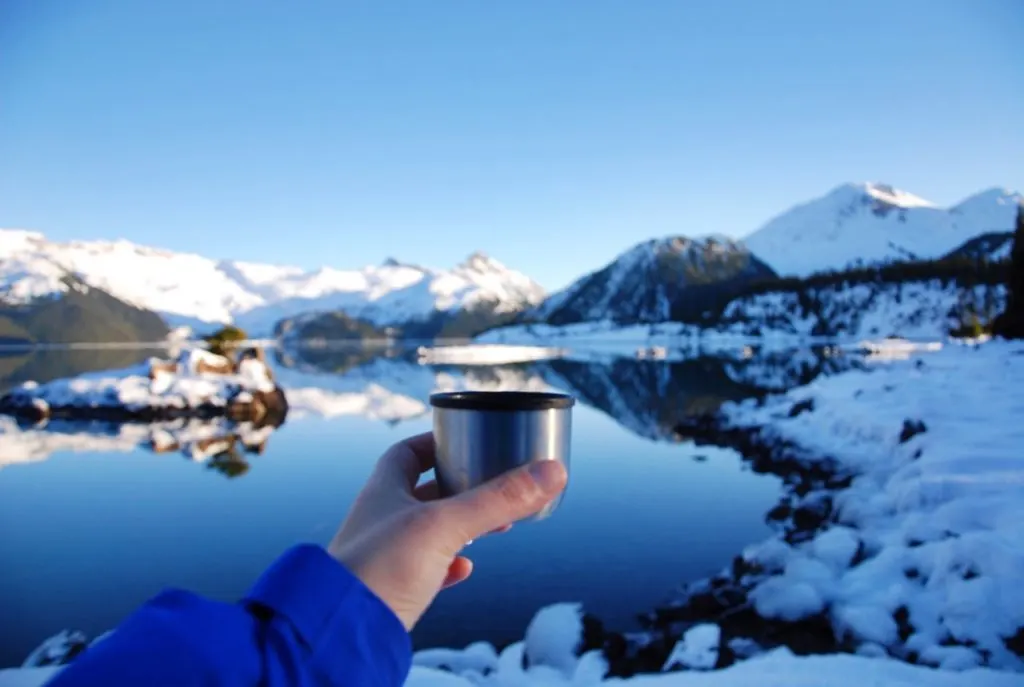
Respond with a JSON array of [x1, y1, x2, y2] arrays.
[[0, 347, 155, 393], [0, 415, 277, 473], [0, 343, 858, 471], [272, 342, 857, 441]]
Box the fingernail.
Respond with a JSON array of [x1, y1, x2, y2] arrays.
[[528, 460, 565, 491]]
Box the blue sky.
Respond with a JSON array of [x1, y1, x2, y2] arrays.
[[2, 0, 1022, 290]]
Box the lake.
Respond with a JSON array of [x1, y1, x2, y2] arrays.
[[0, 344, 849, 667]]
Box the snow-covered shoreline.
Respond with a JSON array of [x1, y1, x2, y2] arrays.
[[663, 339, 1024, 672], [2, 603, 1020, 686], [416, 343, 568, 365]]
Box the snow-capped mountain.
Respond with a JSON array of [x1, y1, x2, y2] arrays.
[[530, 235, 775, 326], [0, 230, 545, 333], [744, 183, 1022, 277]]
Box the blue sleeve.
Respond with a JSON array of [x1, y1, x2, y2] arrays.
[[46, 544, 412, 687]]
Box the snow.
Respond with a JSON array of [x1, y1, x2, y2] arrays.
[[663, 624, 721, 671], [523, 603, 585, 678], [0, 667, 61, 687], [744, 183, 1022, 277], [3, 652, 1018, 687], [416, 344, 567, 365], [853, 339, 943, 361], [21, 630, 87, 668], [723, 339, 1024, 670], [0, 230, 545, 332], [751, 577, 827, 622]]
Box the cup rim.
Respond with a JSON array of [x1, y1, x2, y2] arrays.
[[429, 391, 575, 411]]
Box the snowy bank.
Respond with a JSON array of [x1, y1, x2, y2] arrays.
[[0, 349, 287, 426], [847, 338, 943, 361], [3, 653, 1017, 686], [417, 344, 567, 365], [4, 605, 1021, 687], [669, 339, 1024, 672]]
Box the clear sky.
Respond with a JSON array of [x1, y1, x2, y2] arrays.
[[2, 0, 1022, 291]]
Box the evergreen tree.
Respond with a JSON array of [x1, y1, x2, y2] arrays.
[[204, 325, 248, 357], [994, 203, 1024, 339]]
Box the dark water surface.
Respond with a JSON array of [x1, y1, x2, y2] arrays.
[[0, 345, 848, 666]]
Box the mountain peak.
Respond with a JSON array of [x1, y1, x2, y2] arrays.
[[746, 182, 1018, 277], [827, 182, 935, 209], [459, 250, 503, 271], [953, 187, 1023, 211]]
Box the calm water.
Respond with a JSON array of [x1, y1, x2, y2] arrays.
[[0, 345, 848, 667]]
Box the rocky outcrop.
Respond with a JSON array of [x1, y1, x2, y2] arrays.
[[0, 347, 288, 428]]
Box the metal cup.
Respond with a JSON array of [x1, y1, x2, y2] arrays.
[[430, 391, 574, 520]]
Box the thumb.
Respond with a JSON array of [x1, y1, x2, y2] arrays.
[[438, 460, 568, 542]]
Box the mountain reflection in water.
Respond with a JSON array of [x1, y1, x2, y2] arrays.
[[0, 343, 857, 470]]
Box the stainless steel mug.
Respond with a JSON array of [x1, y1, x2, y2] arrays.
[[430, 391, 574, 520]]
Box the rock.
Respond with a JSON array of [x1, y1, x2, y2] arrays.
[[788, 399, 815, 417], [662, 624, 722, 671], [898, 419, 927, 443], [1003, 626, 1024, 657], [791, 495, 833, 532], [766, 501, 792, 522]]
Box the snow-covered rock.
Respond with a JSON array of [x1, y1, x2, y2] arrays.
[[663, 624, 722, 671], [744, 183, 1022, 277], [0, 230, 545, 333], [523, 603, 586, 678], [0, 352, 284, 422]]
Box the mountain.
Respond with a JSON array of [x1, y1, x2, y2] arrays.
[[0, 273, 168, 344], [0, 231, 545, 335], [744, 183, 1023, 277], [528, 236, 775, 326]]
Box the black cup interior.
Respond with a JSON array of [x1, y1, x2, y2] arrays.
[[429, 391, 575, 411]]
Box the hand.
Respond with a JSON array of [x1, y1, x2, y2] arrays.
[[327, 432, 568, 630]]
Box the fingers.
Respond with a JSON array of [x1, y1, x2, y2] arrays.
[[436, 460, 567, 542], [413, 479, 440, 501], [371, 433, 436, 494], [441, 556, 473, 589]]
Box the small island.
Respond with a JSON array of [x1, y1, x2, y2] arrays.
[[0, 336, 288, 428]]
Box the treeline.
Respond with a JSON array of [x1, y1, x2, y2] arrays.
[[702, 255, 1010, 323]]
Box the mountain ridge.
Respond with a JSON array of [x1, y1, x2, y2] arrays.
[[527, 235, 776, 326], [3, 181, 1018, 337], [0, 230, 546, 334]]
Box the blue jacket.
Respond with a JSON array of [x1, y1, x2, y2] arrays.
[[47, 544, 412, 686]]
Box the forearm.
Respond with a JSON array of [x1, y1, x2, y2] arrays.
[[46, 545, 412, 687]]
